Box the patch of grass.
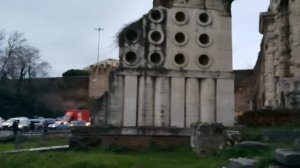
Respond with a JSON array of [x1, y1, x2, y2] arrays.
[[0, 144, 276, 168], [0, 135, 69, 152], [0, 146, 229, 168], [239, 127, 264, 141], [4, 124, 299, 168]]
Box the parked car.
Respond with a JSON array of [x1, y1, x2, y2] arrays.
[[48, 121, 69, 130], [2, 117, 29, 130], [70, 120, 86, 127], [44, 118, 56, 125], [29, 119, 45, 131], [18, 119, 30, 131]]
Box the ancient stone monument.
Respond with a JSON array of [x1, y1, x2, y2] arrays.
[[256, 0, 300, 109], [96, 0, 235, 128]]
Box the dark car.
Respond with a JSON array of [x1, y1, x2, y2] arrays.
[[70, 120, 86, 127]]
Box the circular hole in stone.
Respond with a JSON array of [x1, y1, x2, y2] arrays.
[[150, 52, 162, 64], [175, 32, 185, 44], [199, 34, 210, 45], [199, 13, 209, 23], [125, 51, 137, 64], [174, 54, 186, 65], [125, 29, 138, 43], [198, 54, 209, 66], [150, 9, 162, 22], [150, 31, 162, 43], [175, 11, 186, 22]]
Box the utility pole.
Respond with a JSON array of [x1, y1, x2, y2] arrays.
[[95, 27, 104, 63]]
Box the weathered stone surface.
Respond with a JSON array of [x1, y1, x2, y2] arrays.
[[228, 158, 257, 168], [274, 148, 300, 166], [170, 77, 185, 127], [0, 131, 14, 142], [154, 77, 170, 127], [216, 79, 235, 126], [255, 0, 300, 109], [191, 123, 225, 157], [186, 78, 200, 127], [224, 130, 241, 145], [239, 141, 269, 149], [268, 165, 286, 168], [200, 79, 216, 124], [263, 129, 300, 143]]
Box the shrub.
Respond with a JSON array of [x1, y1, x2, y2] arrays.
[[62, 69, 89, 77]]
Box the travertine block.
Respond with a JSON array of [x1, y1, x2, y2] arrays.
[[109, 75, 124, 126], [138, 76, 154, 126], [200, 78, 216, 123], [123, 76, 138, 127], [154, 77, 170, 127], [186, 78, 200, 127], [171, 77, 185, 127], [216, 79, 234, 126]]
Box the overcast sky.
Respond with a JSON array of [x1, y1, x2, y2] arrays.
[[0, 0, 269, 77]]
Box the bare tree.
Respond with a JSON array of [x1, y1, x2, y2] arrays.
[[0, 31, 26, 80], [0, 31, 50, 81], [0, 30, 5, 64]]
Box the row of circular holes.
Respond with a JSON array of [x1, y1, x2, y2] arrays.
[[149, 8, 212, 26], [125, 29, 211, 47], [124, 9, 212, 67], [126, 9, 212, 46], [148, 9, 211, 68], [124, 51, 212, 68], [148, 8, 212, 46], [148, 30, 211, 47]]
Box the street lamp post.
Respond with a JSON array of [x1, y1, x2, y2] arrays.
[[95, 27, 104, 63]]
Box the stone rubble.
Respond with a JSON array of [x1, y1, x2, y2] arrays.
[[228, 158, 257, 168], [273, 148, 300, 167]]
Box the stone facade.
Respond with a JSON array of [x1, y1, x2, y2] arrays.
[[255, 0, 300, 109], [100, 0, 235, 128]]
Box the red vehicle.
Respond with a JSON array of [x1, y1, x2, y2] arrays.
[[62, 109, 91, 126]]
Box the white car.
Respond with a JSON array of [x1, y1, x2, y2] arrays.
[[2, 117, 29, 130]]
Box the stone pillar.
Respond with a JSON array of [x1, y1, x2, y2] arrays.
[[216, 79, 234, 126], [108, 75, 124, 126], [138, 76, 154, 126], [170, 77, 185, 127], [123, 76, 138, 127], [275, 9, 290, 78], [264, 22, 277, 108], [275, 8, 290, 107], [186, 78, 200, 128], [154, 77, 170, 127], [289, 0, 300, 77], [200, 78, 216, 123]]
